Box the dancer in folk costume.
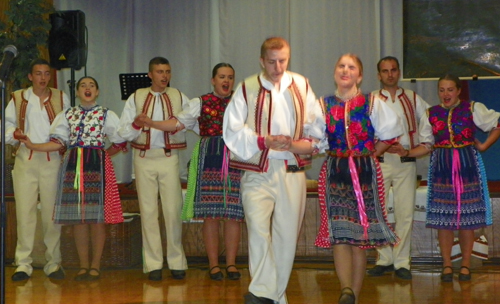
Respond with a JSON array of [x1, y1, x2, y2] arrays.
[[223, 37, 325, 304], [177, 63, 243, 280], [118, 57, 189, 281], [315, 54, 401, 304], [397, 74, 500, 282], [21, 76, 127, 281], [5, 58, 70, 281], [368, 56, 430, 280]]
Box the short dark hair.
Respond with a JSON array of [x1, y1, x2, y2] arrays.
[[76, 76, 99, 90], [438, 74, 461, 90], [149, 57, 170, 72], [377, 56, 400, 72], [212, 63, 234, 78], [29, 58, 50, 74]]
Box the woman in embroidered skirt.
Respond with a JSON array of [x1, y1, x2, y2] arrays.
[[314, 54, 401, 304], [397, 74, 500, 282], [21, 76, 127, 281], [163, 63, 243, 280]]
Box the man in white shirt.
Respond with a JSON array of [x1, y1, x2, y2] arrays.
[[223, 37, 325, 304], [368, 56, 430, 280], [118, 57, 188, 281], [4, 58, 70, 281]]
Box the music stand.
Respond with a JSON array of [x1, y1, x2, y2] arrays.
[[118, 73, 151, 100]]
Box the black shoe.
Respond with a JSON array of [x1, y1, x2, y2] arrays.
[[148, 269, 162, 281], [367, 264, 394, 276], [243, 292, 274, 304], [338, 287, 355, 304], [87, 268, 101, 281], [441, 266, 453, 282], [458, 266, 471, 282], [74, 268, 89, 281], [48, 267, 65, 280], [225, 265, 241, 280], [11, 271, 30, 282], [209, 266, 223, 281], [170, 269, 186, 280], [395, 267, 412, 280]]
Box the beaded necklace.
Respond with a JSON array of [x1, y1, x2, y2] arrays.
[[334, 88, 360, 102]]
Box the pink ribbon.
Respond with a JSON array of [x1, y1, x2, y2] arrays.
[[221, 145, 231, 208], [452, 149, 463, 229], [348, 156, 369, 239]]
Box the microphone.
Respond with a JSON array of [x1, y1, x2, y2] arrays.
[[0, 45, 18, 82]]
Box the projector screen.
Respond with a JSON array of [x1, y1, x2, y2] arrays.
[[403, 0, 500, 79]]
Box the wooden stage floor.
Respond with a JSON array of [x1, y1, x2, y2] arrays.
[[4, 262, 500, 304]]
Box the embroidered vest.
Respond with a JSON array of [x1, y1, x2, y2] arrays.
[[428, 100, 475, 148], [12, 87, 64, 133], [198, 93, 231, 137], [65, 105, 108, 148], [324, 94, 376, 157], [376, 88, 419, 148], [229, 72, 311, 172], [131, 87, 187, 150]]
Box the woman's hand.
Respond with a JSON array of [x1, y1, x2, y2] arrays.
[[475, 138, 487, 152], [19, 136, 33, 149], [391, 143, 409, 157]]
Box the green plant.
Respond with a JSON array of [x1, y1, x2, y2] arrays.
[[0, 0, 54, 90]]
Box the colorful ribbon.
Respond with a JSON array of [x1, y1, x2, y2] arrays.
[[452, 149, 463, 229], [221, 145, 232, 208], [73, 148, 85, 221], [348, 156, 369, 239]]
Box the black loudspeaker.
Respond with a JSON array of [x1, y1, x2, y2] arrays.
[[48, 10, 86, 70]]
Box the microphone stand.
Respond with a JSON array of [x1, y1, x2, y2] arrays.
[[1, 79, 8, 304]]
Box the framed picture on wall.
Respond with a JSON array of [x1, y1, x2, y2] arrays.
[[403, 0, 500, 79]]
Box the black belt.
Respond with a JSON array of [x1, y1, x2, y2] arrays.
[[286, 165, 305, 172], [377, 156, 416, 163]]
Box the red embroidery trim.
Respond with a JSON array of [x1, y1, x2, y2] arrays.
[[131, 122, 141, 130], [257, 136, 267, 150]]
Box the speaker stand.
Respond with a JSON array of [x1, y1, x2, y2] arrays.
[[68, 68, 76, 106]]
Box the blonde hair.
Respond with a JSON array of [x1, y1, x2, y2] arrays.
[[336, 53, 363, 77]]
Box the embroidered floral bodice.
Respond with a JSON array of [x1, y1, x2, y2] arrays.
[[198, 93, 231, 137], [65, 105, 108, 148], [428, 101, 475, 148], [324, 94, 375, 157]]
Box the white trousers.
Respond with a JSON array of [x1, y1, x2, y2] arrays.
[[377, 152, 416, 270], [134, 149, 187, 273], [242, 159, 306, 304], [12, 146, 62, 276]]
